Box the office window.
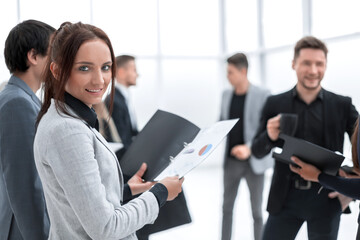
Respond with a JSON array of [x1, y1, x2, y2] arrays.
[[19, 0, 91, 28], [131, 59, 159, 128], [247, 55, 262, 86], [263, 0, 302, 48], [312, 0, 360, 39], [264, 50, 296, 94], [159, 0, 220, 56], [226, 0, 258, 52], [160, 59, 221, 126], [322, 38, 360, 110], [93, 0, 158, 55]]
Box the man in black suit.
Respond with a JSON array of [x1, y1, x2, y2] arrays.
[[105, 55, 139, 160], [252, 36, 358, 240], [106, 55, 191, 240]]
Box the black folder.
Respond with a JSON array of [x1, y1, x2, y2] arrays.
[[119, 110, 200, 181], [272, 133, 345, 176]]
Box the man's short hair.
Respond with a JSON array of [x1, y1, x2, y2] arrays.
[[115, 55, 135, 69], [293, 36, 328, 60], [4, 19, 55, 73], [227, 53, 248, 71]]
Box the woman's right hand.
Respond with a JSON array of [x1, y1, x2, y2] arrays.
[[159, 176, 184, 201], [289, 156, 321, 182]]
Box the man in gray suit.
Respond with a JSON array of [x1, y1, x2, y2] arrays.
[[0, 20, 55, 240], [220, 53, 272, 240]]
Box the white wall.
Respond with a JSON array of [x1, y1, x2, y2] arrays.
[[1, 0, 360, 163]]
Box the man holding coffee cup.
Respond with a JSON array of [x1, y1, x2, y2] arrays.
[[251, 36, 358, 240]]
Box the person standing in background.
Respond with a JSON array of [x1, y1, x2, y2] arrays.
[[251, 36, 358, 240], [220, 53, 272, 240], [0, 20, 55, 240], [104, 55, 192, 240], [105, 55, 139, 161]]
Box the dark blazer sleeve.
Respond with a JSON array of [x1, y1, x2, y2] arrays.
[[345, 98, 358, 138], [340, 98, 357, 214], [319, 173, 360, 200], [0, 97, 49, 239]]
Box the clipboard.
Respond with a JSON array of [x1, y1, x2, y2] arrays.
[[272, 133, 345, 176], [120, 110, 200, 181], [119, 110, 238, 181]]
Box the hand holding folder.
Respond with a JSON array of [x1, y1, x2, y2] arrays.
[[119, 110, 238, 181], [272, 133, 345, 176]]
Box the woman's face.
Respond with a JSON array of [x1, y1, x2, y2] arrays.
[[65, 39, 112, 108]]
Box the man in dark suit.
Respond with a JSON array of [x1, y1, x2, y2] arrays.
[[105, 55, 139, 160], [0, 20, 55, 240], [252, 36, 358, 240], [106, 55, 191, 240]]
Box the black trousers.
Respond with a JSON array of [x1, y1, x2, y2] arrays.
[[263, 183, 342, 240]]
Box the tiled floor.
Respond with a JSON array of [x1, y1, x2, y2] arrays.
[[150, 153, 359, 240]]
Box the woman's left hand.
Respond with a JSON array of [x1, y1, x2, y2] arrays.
[[128, 163, 156, 195], [289, 156, 321, 182]]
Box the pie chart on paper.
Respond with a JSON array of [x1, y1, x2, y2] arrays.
[[183, 148, 195, 154], [198, 144, 213, 156]]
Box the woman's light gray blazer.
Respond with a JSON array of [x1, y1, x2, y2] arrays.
[[34, 101, 159, 240]]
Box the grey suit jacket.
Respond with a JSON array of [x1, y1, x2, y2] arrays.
[[34, 100, 159, 240], [220, 84, 273, 174], [0, 75, 49, 239]]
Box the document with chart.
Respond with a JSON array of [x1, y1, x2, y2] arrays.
[[120, 109, 238, 181], [154, 119, 238, 180]]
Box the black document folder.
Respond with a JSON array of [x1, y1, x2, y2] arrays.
[[120, 110, 200, 181], [272, 133, 345, 176]]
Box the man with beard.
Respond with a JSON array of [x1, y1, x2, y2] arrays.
[[251, 36, 358, 240]]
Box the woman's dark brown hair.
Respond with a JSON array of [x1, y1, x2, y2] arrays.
[[37, 22, 116, 125], [351, 118, 359, 169]]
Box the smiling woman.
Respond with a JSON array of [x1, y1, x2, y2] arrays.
[[33, 22, 184, 240], [59, 39, 112, 107], [37, 21, 117, 121]]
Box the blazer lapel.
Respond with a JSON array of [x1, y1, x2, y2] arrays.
[[90, 127, 124, 199], [72, 108, 125, 201], [243, 84, 254, 142], [92, 128, 120, 165], [222, 90, 232, 120]]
